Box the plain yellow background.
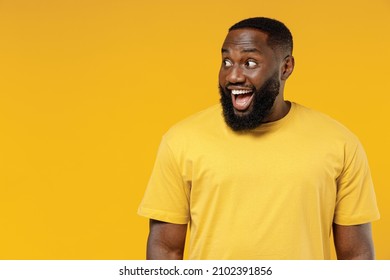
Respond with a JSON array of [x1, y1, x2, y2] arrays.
[[0, 0, 389, 259]]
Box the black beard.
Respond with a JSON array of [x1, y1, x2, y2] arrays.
[[219, 74, 280, 131]]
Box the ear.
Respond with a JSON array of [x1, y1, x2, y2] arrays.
[[281, 55, 295, 81]]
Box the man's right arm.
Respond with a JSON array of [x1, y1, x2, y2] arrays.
[[147, 219, 188, 260]]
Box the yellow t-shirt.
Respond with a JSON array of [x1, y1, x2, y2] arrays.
[[138, 102, 379, 259]]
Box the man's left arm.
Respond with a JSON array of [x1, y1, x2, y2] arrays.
[[333, 223, 375, 259]]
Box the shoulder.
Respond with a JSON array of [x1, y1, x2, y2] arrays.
[[163, 104, 223, 142], [292, 102, 360, 145]]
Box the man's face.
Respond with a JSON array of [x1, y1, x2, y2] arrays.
[[218, 28, 281, 131]]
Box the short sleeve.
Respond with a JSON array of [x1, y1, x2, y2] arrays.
[[138, 136, 190, 224], [334, 141, 380, 225]]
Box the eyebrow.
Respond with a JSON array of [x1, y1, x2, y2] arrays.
[[221, 47, 263, 55]]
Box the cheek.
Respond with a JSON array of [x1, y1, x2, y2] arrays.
[[218, 69, 226, 85], [246, 71, 264, 86], [246, 68, 276, 87]]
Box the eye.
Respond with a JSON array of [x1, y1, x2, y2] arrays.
[[223, 59, 233, 67], [245, 60, 257, 68]]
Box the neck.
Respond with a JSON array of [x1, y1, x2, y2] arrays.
[[264, 98, 291, 123]]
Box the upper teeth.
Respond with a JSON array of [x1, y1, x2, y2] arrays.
[[231, 89, 252, 95]]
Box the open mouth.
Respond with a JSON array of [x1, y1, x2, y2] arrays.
[[231, 89, 254, 111]]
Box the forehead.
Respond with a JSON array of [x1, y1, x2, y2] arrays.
[[222, 28, 271, 53]]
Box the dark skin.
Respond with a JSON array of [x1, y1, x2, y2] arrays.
[[146, 28, 375, 260], [147, 219, 187, 260], [333, 223, 375, 259], [218, 28, 293, 121], [147, 221, 375, 259]]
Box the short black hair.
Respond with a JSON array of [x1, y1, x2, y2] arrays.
[[229, 17, 293, 54]]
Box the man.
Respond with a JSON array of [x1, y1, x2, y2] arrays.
[[138, 17, 379, 259]]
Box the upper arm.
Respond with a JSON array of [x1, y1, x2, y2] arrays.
[[147, 219, 188, 260], [333, 223, 375, 260]]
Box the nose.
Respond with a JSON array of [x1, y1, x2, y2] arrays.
[[226, 65, 245, 84]]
